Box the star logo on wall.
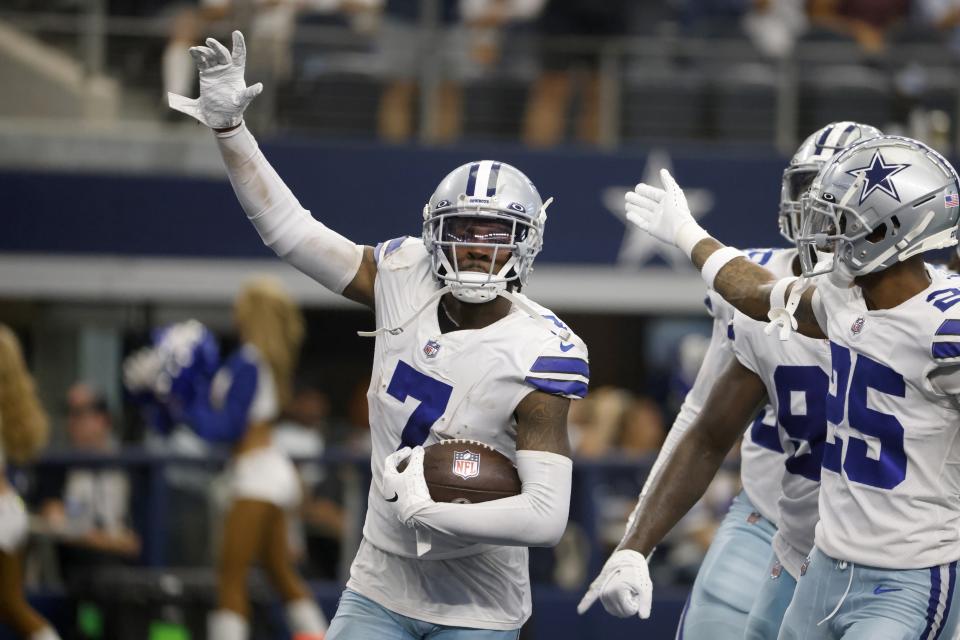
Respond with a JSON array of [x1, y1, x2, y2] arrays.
[[605, 149, 714, 269], [845, 151, 910, 205]]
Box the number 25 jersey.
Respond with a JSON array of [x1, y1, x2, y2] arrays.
[[813, 275, 960, 569]]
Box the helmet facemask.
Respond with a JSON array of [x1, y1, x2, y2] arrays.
[[423, 208, 544, 303], [779, 164, 820, 242]]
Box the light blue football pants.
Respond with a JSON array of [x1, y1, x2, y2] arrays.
[[326, 589, 521, 640], [778, 547, 960, 640], [675, 490, 777, 639], [744, 552, 798, 640]]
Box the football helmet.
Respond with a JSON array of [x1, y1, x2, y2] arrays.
[[423, 160, 550, 303], [779, 121, 882, 242], [797, 135, 960, 284]]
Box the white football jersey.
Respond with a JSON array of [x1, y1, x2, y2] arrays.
[[732, 308, 831, 578], [812, 272, 960, 569], [687, 248, 797, 526], [347, 237, 589, 630]]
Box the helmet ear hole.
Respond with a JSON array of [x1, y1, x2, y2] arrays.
[[866, 223, 887, 244]]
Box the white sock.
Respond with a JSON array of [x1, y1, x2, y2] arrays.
[[163, 41, 194, 99], [30, 628, 61, 640], [208, 609, 249, 640], [285, 598, 328, 634]]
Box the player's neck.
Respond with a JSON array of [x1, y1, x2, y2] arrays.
[[857, 256, 930, 311], [439, 293, 512, 332]]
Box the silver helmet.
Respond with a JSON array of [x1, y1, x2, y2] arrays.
[[780, 121, 882, 242], [797, 135, 960, 284], [422, 160, 550, 303]]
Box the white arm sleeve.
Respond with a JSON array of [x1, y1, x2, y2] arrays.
[[412, 449, 572, 547], [621, 303, 734, 538], [215, 124, 364, 293]]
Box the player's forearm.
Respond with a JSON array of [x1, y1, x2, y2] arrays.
[[215, 123, 364, 294], [413, 450, 571, 547], [692, 238, 777, 322], [618, 425, 729, 555]]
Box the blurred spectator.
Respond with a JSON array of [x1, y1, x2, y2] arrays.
[[273, 383, 346, 579], [38, 383, 140, 563], [616, 396, 665, 457], [376, 0, 541, 143], [567, 386, 630, 459], [808, 0, 910, 53], [522, 0, 631, 147], [741, 0, 808, 58]]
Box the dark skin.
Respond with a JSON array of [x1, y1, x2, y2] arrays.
[[620, 357, 767, 554], [691, 238, 933, 339], [216, 121, 571, 454]]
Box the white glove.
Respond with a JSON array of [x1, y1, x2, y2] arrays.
[[625, 168, 709, 257], [576, 549, 653, 619], [381, 447, 434, 527], [123, 347, 163, 394], [168, 31, 263, 129], [0, 490, 29, 553]]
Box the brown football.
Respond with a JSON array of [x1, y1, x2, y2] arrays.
[[400, 439, 521, 504]]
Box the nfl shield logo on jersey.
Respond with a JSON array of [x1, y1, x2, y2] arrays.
[[851, 317, 865, 334], [423, 339, 441, 358], [452, 450, 481, 479]]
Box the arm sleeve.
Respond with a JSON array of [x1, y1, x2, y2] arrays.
[[621, 298, 734, 538], [215, 124, 364, 293], [180, 358, 257, 444], [411, 449, 572, 547], [730, 311, 761, 375]]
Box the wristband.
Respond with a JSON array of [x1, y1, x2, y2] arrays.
[[700, 247, 745, 289], [675, 221, 711, 258]]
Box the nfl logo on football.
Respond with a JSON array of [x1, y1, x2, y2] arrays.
[[423, 339, 441, 358], [452, 450, 481, 479]]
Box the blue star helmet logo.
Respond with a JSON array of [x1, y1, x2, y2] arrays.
[[845, 151, 910, 205]]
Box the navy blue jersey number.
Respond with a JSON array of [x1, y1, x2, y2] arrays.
[[387, 360, 453, 449]]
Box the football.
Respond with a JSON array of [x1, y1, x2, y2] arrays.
[[400, 439, 521, 504]]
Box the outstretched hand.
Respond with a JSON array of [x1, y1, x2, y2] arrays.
[[168, 31, 263, 129], [625, 169, 709, 257]]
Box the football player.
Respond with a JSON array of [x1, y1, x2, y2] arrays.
[[616, 134, 960, 639], [169, 31, 589, 640], [578, 122, 879, 639]]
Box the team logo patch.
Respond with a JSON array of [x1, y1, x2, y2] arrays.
[[851, 317, 865, 334], [452, 450, 481, 479], [423, 339, 441, 358]]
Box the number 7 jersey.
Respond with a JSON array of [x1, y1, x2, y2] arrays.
[[349, 237, 588, 628], [812, 275, 960, 569]]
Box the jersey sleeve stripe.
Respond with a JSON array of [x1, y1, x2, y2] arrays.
[[530, 356, 590, 377], [932, 342, 960, 360], [524, 376, 588, 399], [374, 237, 407, 265], [936, 319, 960, 336]]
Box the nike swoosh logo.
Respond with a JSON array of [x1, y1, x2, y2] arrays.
[[873, 586, 902, 595], [386, 493, 398, 503], [559, 343, 575, 352]]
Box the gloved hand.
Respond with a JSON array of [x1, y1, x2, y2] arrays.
[[625, 168, 709, 257], [381, 447, 434, 527], [576, 549, 653, 619], [0, 490, 29, 553], [168, 30, 263, 129]]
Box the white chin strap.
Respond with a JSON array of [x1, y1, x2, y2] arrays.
[[450, 272, 507, 303]]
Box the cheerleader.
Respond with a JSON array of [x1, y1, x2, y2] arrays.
[[0, 325, 61, 640], [135, 278, 327, 640]]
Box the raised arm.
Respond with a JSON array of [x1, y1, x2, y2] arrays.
[[626, 169, 825, 339], [380, 390, 573, 549], [578, 357, 767, 619], [167, 31, 377, 308]]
